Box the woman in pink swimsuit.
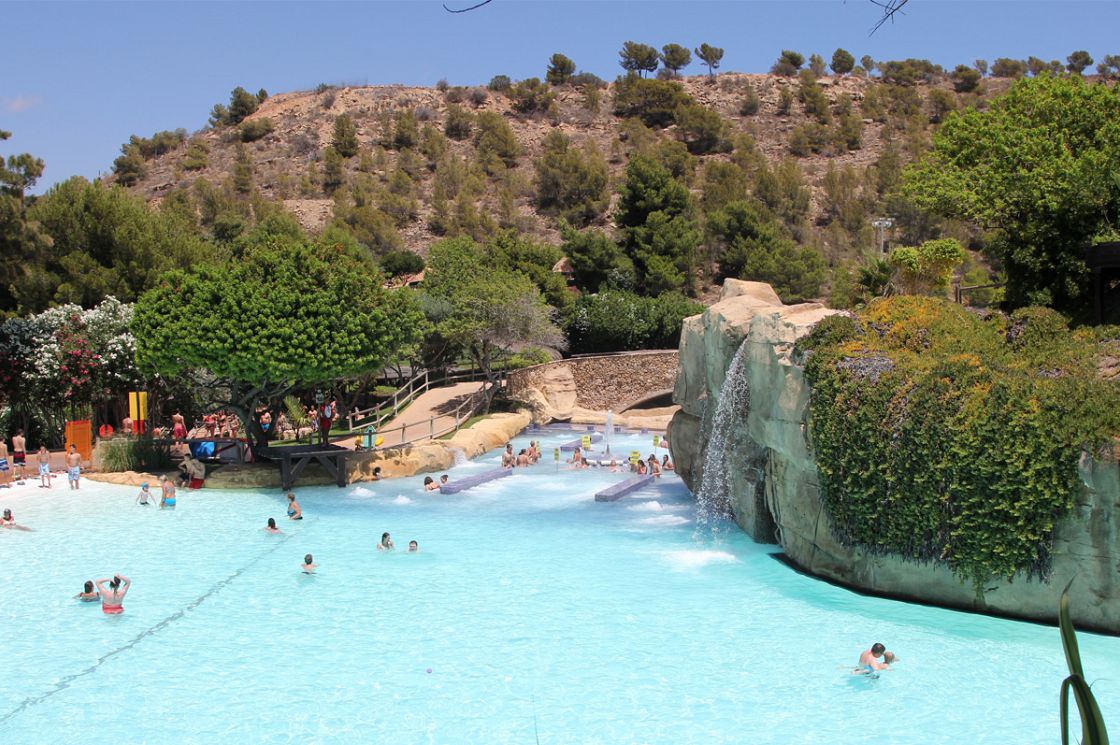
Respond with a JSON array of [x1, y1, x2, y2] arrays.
[[95, 574, 131, 614]]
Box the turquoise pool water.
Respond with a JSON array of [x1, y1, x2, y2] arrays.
[[2, 428, 1118, 744]]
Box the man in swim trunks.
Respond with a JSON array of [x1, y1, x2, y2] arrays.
[[37, 445, 51, 488], [161, 477, 177, 509], [95, 574, 130, 614], [66, 445, 81, 490], [12, 429, 26, 482], [0, 440, 9, 489], [858, 642, 890, 673]]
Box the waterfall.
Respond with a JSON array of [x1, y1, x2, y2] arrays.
[[450, 447, 468, 466], [605, 409, 614, 455], [695, 340, 751, 522]]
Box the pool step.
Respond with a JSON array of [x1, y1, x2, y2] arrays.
[[594, 475, 655, 502], [440, 468, 512, 494], [558, 432, 603, 452]]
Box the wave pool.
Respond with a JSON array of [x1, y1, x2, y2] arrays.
[[2, 429, 1118, 744]]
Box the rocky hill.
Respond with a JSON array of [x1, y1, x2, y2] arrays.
[[113, 72, 1012, 267]]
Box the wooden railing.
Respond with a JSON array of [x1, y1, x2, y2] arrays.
[[351, 376, 502, 448], [345, 369, 493, 431]]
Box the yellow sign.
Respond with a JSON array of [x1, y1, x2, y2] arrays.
[[554, 448, 560, 462], [580, 434, 592, 450], [629, 451, 641, 465], [128, 391, 149, 422], [653, 434, 661, 448]]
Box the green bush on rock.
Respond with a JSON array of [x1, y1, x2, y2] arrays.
[[800, 297, 1120, 589]]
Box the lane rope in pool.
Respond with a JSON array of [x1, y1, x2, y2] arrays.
[[0, 530, 297, 725]]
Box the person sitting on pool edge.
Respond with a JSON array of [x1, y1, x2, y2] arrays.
[[95, 574, 131, 615], [377, 532, 394, 551], [301, 554, 318, 573], [264, 517, 281, 534], [287, 492, 302, 520], [423, 476, 438, 491], [408, 540, 419, 552], [857, 642, 891, 673], [75, 580, 100, 602]]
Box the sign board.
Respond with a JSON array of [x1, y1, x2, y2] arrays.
[[580, 434, 592, 450], [629, 451, 641, 465]]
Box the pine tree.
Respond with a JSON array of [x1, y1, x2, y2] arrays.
[[694, 43, 724, 79], [332, 114, 360, 158], [232, 143, 254, 194], [619, 42, 660, 77], [660, 44, 692, 76], [546, 53, 576, 85]]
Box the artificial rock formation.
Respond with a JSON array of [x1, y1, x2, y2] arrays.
[[669, 279, 1120, 632]]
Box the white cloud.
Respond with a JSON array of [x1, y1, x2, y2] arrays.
[[4, 95, 42, 113]]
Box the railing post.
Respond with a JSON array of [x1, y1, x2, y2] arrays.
[[429, 416, 435, 440]]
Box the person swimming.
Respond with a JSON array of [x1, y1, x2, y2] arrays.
[[287, 492, 302, 520], [423, 476, 439, 492], [0, 508, 13, 526], [377, 532, 394, 551], [264, 517, 281, 534], [95, 574, 131, 614], [661, 454, 674, 471], [408, 540, 419, 552], [136, 483, 152, 505], [856, 642, 890, 674], [301, 554, 318, 573], [75, 580, 100, 602]]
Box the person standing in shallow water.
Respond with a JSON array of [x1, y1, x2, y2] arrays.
[[858, 642, 891, 673], [66, 445, 82, 490], [95, 575, 131, 614], [301, 554, 318, 573], [37, 445, 51, 488]]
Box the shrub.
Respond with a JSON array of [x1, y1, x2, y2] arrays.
[[927, 89, 958, 123], [182, 139, 210, 171], [563, 290, 702, 353], [474, 111, 520, 172], [801, 296, 1120, 589], [991, 57, 1028, 78], [950, 65, 982, 92], [776, 87, 793, 115], [673, 104, 729, 154], [534, 131, 609, 225], [488, 75, 512, 92], [809, 53, 827, 77], [888, 238, 965, 295], [129, 129, 187, 158], [612, 75, 692, 127], [321, 146, 345, 193], [415, 106, 435, 122], [788, 123, 831, 156], [445, 87, 466, 104], [227, 86, 260, 125], [878, 58, 942, 86], [797, 70, 831, 124], [1066, 50, 1093, 75], [239, 117, 274, 142], [831, 48, 855, 75], [739, 85, 760, 116], [436, 78, 450, 92], [99, 436, 172, 473], [380, 249, 425, 276], [546, 53, 576, 85], [331, 113, 359, 157], [569, 71, 606, 89], [508, 77, 555, 116], [444, 104, 473, 140], [113, 146, 145, 185], [771, 50, 804, 76], [468, 88, 488, 106], [391, 109, 419, 150]]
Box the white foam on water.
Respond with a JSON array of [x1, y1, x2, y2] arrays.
[[635, 515, 690, 527], [661, 549, 738, 570], [351, 486, 375, 498], [627, 500, 664, 512], [392, 495, 413, 505]]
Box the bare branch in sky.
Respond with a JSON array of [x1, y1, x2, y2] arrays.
[[869, 0, 909, 34], [443, 0, 493, 13]]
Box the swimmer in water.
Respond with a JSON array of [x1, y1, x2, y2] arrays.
[[301, 554, 318, 573], [856, 642, 890, 674], [408, 540, 419, 552], [160, 477, 176, 509], [136, 483, 152, 505], [423, 476, 438, 492], [377, 532, 394, 551], [264, 517, 281, 534], [287, 492, 302, 520], [661, 454, 673, 471], [95, 574, 131, 615], [501, 444, 515, 469], [439, 474, 449, 486], [75, 580, 100, 602], [0, 508, 30, 530]]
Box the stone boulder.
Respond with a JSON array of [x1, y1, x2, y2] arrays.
[[669, 279, 1120, 633]]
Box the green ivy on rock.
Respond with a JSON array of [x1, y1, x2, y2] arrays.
[[800, 297, 1120, 589]]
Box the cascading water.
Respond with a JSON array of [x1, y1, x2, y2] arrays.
[[695, 340, 751, 524], [605, 409, 614, 455], [450, 447, 468, 467]]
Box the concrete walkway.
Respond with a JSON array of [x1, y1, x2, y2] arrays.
[[333, 381, 486, 449]]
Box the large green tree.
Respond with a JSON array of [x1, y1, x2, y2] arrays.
[[619, 42, 660, 77], [616, 154, 701, 295], [132, 235, 422, 446], [906, 75, 1120, 313], [0, 130, 48, 316], [20, 177, 216, 312], [533, 131, 609, 226]]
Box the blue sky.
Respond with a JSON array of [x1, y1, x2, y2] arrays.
[[4, 0, 1119, 192]]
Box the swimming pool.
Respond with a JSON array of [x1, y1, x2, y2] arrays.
[[2, 428, 1117, 744]]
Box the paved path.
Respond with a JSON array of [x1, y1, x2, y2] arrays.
[[332, 381, 486, 449]]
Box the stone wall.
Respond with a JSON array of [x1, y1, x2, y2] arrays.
[[669, 279, 1120, 633], [506, 351, 678, 421]]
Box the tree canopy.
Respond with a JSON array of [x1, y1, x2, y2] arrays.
[[906, 74, 1120, 314], [132, 233, 422, 444], [619, 42, 660, 77]]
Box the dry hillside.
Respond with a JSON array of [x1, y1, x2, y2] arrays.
[[115, 72, 1011, 264]]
